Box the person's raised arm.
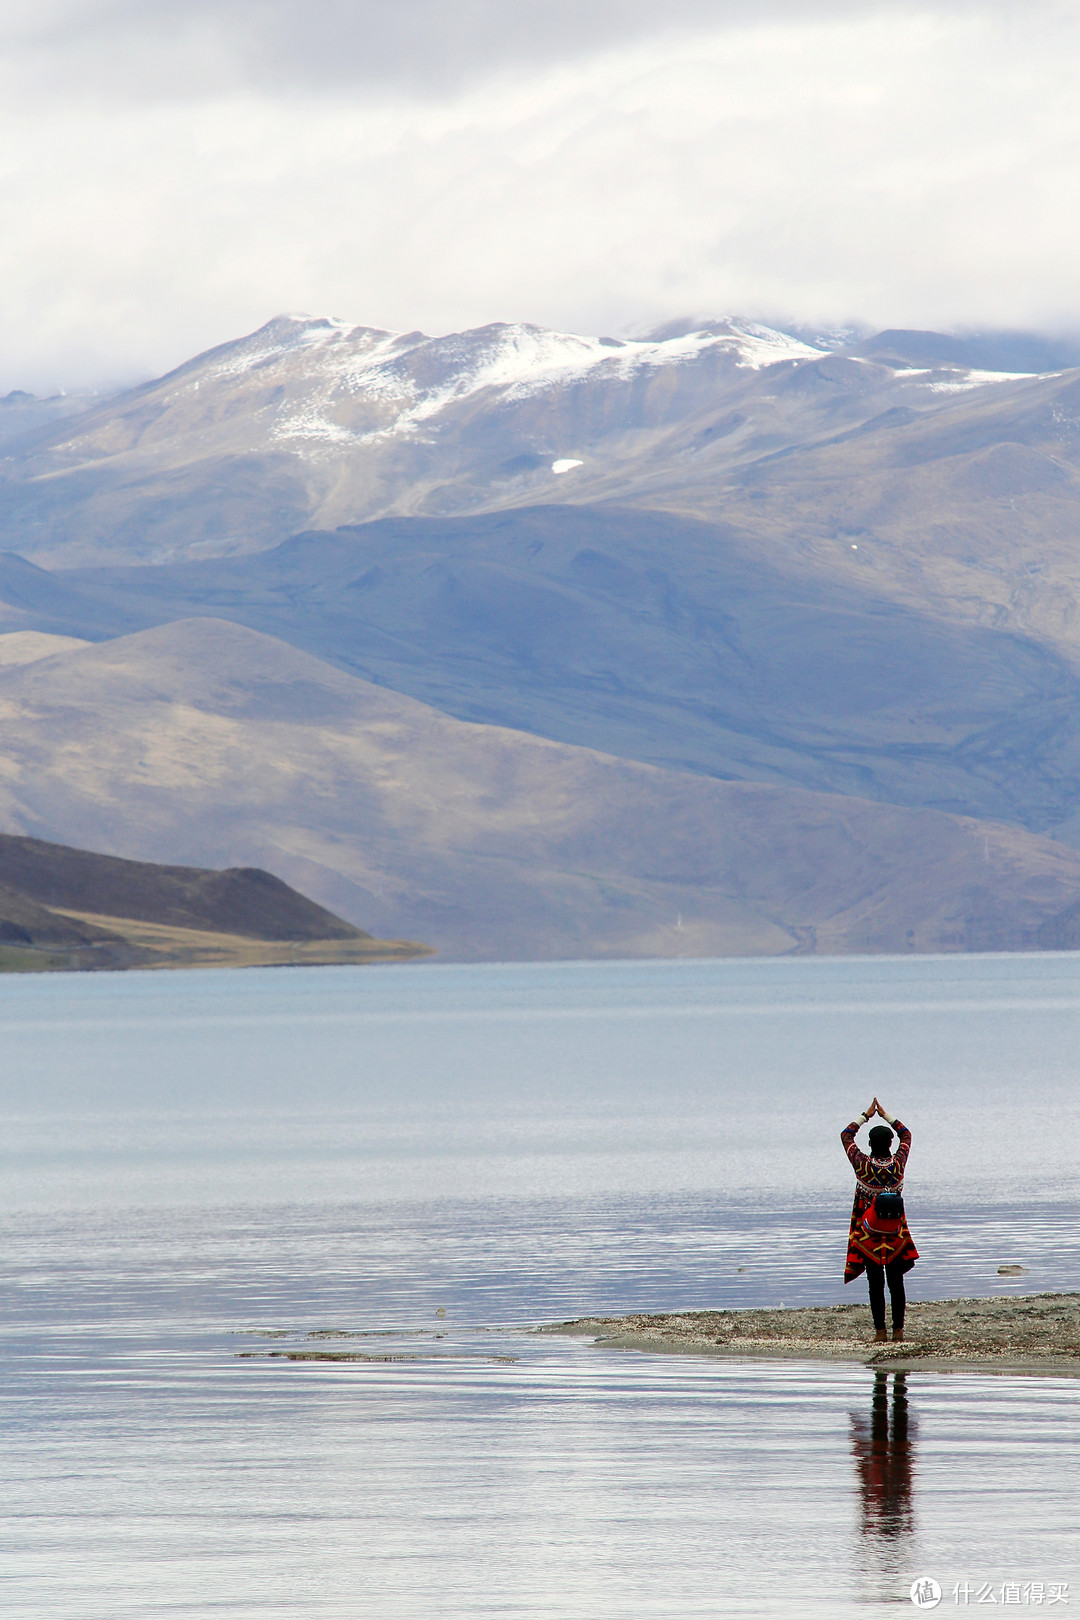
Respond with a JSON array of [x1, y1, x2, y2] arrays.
[[877, 1100, 912, 1166], [841, 1103, 876, 1158]]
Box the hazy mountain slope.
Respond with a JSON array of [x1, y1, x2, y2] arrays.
[[683, 364, 1080, 664], [0, 389, 104, 448], [0, 630, 90, 664], [1, 313, 1066, 570], [843, 329, 1080, 373], [0, 616, 1078, 960], [11, 506, 1080, 839]]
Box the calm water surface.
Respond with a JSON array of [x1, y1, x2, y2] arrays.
[[1, 954, 1077, 1617]]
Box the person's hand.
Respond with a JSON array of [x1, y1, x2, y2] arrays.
[[863, 1100, 877, 1120]]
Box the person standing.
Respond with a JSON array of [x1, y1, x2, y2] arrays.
[[841, 1098, 919, 1343]]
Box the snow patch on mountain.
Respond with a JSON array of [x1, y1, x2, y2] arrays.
[[926, 368, 1050, 394], [205, 315, 363, 382], [239, 315, 833, 449]]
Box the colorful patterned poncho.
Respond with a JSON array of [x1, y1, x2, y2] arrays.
[[841, 1118, 919, 1284]]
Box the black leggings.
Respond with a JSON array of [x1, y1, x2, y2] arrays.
[[865, 1261, 907, 1332]]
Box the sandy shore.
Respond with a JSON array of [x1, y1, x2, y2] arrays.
[[544, 1293, 1080, 1375]]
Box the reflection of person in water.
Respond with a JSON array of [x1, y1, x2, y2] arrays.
[[841, 1098, 919, 1342], [850, 1372, 916, 1541]]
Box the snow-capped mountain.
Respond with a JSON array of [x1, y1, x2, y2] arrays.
[[27, 313, 836, 473], [201, 313, 829, 446], [91, 311, 1048, 457], [5, 312, 1080, 958], [0, 312, 1075, 567]]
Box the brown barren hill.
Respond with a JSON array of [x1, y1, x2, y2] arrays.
[[0, 834, 432, 973], [0, 834, 365, 940]]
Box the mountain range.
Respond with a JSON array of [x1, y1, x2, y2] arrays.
[[3, 312, 1080, 958], [1, 617, 1079, 960]]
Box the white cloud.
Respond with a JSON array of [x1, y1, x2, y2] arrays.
[[2, 3, 1080, 391], [0, 0, 897, 100]]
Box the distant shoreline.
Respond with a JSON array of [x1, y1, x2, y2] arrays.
[[543, 1294, 1080, 1376], [0, 915, 433, 974]]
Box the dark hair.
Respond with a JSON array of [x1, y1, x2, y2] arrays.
[[868, 1124, 894, 1156]]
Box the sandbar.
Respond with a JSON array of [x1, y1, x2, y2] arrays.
[[544, 1293, 1080, 1375]]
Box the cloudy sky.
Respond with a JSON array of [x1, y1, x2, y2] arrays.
[[3, 0, 1080, 390]]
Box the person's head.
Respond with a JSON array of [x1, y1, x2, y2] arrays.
[[868, 1124, 894, 1158]]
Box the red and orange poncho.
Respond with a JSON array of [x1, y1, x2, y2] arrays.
[[841, 1118, 919, 1283]]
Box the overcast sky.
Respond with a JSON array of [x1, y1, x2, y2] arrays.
[[3, 0, 1080, 390]]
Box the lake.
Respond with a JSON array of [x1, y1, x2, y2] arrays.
[[1, 953, 1077, 1616]]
